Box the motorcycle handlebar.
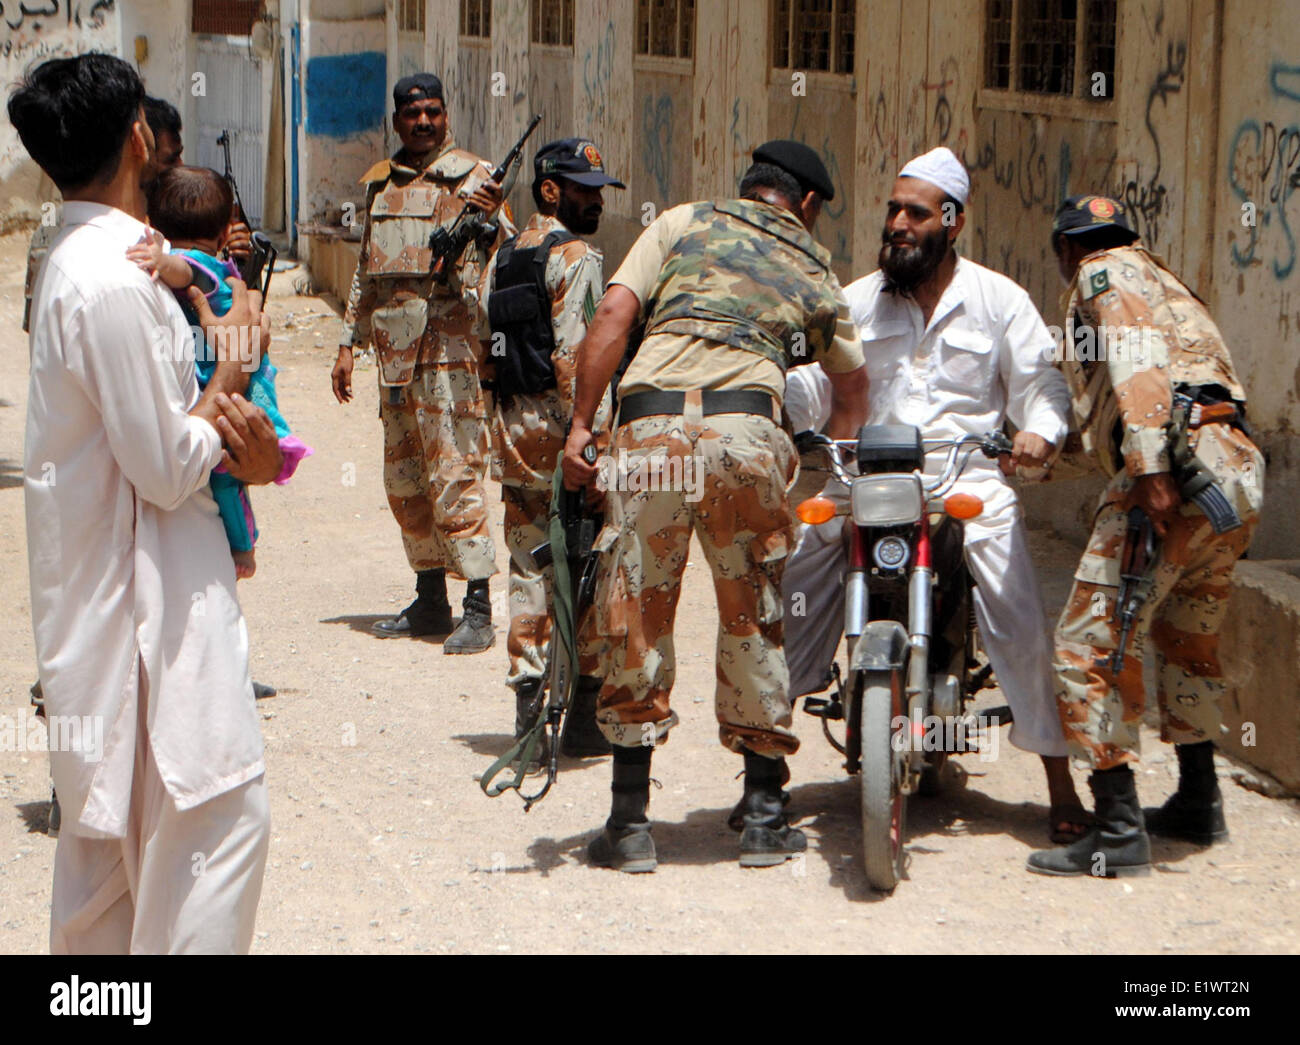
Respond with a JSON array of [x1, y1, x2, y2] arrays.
[[796, 430, 1013, 492]]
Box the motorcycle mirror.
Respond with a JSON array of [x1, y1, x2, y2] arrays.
[[944, 493, 984, 520], [796, 496, 839, 525]]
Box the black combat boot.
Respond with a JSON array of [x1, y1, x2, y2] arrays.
[[587, 745, 657, 873], [444, 579, 494, 654], [1144, 741, 1229, 845], [726, 757, 790, 831], [737, 749, 807, 867], [512, 678, 548, 774], [372, 568, 453, 638], [561, 675, 613, 758], [1027, 765, 1152, 877]]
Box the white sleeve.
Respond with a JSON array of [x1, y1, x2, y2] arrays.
[[1000, 291, 1071, 446], [785, 363, 833, 434], [67, 284, 223, 511]]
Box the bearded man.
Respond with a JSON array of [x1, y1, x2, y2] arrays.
[[782, 147, 1088, 842]]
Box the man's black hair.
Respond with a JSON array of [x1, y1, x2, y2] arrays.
[[7, 52, 145, 193], [941, 192, 965, 217], [738, 162, 805, 208], [1053, 224, 1138, 255], [143, 95, 182, 141]]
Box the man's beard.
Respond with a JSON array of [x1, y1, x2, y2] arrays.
[[557, 194, 600, 235], [879, 225, 950, 295]]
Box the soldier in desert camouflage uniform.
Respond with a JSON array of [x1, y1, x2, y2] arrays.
[[561, 140, 868, 873], [478, 137, 624, 760], [332, 74, 510, 654], [1027, 195, 1265, 879]]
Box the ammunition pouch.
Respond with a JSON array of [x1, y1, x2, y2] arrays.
[[371, 296, 428, 387]]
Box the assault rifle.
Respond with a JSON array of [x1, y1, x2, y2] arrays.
[[1108, 507, 1159, 674], [429, 112, 543, 282], [217, 130, 277, 297]]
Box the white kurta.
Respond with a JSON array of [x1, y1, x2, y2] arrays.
[[25, 202, 265, 838], [783, 256, 1071, 756]]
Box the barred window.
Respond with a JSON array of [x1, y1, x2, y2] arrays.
[[460, 0, 491, 39], [772, 0, 854, 75], [193, 0, 262, 36], [398, 0, 425, 35], [533, 0, 575, 47], [984, 0, 1116, 100], [636, 0, 695, 60]]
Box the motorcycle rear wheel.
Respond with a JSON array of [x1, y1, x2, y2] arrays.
[[858, 668, 908, 892]]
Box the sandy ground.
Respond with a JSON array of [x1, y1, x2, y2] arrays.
[[1, 228, 1297, 955]]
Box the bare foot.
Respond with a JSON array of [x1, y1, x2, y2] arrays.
[[233, 549, 257, 579]]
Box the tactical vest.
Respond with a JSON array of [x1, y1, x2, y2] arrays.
[[644, 199, 837, 371], [487, 229, 577, 401], [362, 148, 480, 386]]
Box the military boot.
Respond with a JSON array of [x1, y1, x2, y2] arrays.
[[1027, 765, 1152, 877], [372, 569, 453, 638], [587, 745, 657, 873], [737, 749, 807, 867], [561, 675, 612, 758], [512, 679, 548, 775], [1144, 741, 1228, 845], [444, 579, 495, 654]]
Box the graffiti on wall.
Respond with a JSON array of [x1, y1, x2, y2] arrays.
[[1, 0, 116, 181], [642, 93, 673, 199], [1228, 61, 1300, 281], [1119, 38, 1186, 247]]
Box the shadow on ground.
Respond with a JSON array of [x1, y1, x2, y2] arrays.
[[319, 613, 451, 644]]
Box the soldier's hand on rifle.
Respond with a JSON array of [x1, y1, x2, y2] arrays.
[[332, 346, 355, 404], [1127, 472, 1181, 537], [224, 218, 253, 263], [466, 178, 504, 215], [562, 425, 598, 492]]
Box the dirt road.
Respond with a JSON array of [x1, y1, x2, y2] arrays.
[[1, 230, 1296, 954]]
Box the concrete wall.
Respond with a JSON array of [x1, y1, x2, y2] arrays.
[[0, 0, 120, 230]]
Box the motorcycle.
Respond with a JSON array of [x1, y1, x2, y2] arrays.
[[793, 424, 1013, 892]]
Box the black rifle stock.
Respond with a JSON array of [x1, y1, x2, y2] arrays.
[[217, 130, 277, 297], [429, 112, 543, 282]]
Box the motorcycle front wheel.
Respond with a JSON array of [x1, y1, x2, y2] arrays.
[[858, 668, 908, 892]]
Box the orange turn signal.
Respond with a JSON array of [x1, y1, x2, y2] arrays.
[[943, 493, 984, 520], [797, 496, 838, 526]]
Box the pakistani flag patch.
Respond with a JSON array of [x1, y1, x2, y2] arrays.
[[1086, 269, 1110, 298]]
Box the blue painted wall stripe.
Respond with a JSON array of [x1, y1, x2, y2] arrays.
[[305, 50, 387, 138]]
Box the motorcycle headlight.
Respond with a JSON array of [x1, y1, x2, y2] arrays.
[[850, 474, 923, 527], [872, 535, 910, 571]]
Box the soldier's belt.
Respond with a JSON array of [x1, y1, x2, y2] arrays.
[[617, 390, 777, 427]]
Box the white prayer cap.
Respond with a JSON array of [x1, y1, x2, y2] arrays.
[[898, 147, 970, 206]]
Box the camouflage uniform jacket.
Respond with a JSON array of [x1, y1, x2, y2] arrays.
[[479, 212, 608, 489], [1062, 243, 1247, 486], [644, 198, 840, 372], [339, 136, 514, 386]]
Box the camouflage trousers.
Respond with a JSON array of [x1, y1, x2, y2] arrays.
[[502, 483, 603, 690], [1054, 423, 1264, 770], [380, 362, 498, 581], [592, 404, 799, 757]]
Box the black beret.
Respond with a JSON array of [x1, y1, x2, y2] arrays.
[[393, 73, 444, 109], [752, 139, 835, 201]]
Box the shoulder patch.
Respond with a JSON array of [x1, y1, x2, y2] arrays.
[[582, 284, 598, 325], [1085, 268, 1110, 299], [359, 159, 393, 185]]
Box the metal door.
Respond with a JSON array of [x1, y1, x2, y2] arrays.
[[194, 36, 265, 227]]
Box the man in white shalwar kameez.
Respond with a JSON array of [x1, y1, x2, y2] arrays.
[[11, 54, 284, 953], [782, 147, 1090, 840]]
